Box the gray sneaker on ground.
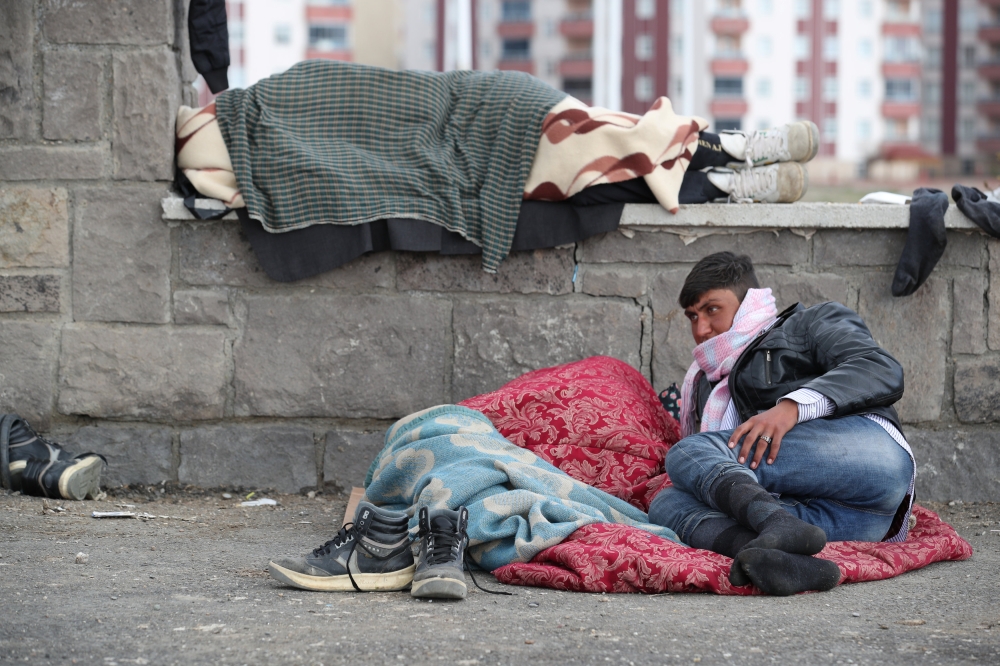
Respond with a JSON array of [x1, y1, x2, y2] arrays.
[[268, 501, 414, 592], [411, 505, 470, 600]]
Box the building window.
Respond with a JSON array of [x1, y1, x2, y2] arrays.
[[636, 0, 656, 20], [795, 36, 810, 60], [964, 45, 977, 68], [713, 77, 744, 97], [858, 38, 873, 59], [823, 0, 839, 19], [757, 78, 771, 97], [923, 120, 940, 142], [715, 118, 742, 131], [960, 7, 979, 32], [885, 78, 916, 101], [274, 23, 291, 45], [823, 77, 837, 100], [885, 1, 911, 22], [923, 8, 942, 33], [857, 119, 872, 140], [635, 75, 655, 102], [885, 36, 918, 63], [716, 35, 740, 57], [759, 0, 773, 15], [857, 79, 872, 98], [795, 0, 810, 18], [962, 118, 976, 140], [636, 34, 654, 61], [823, 118, 837, 141], [925, 46, 941, 68], [885, 119, 908, 140], [925, 82, 940, 104], [795, 76, 810, 100], [962, 82, 977, 103], [757, 118, 771, 130], [823, 36, 839, 61], [501, 38, 531, 60], [563, 78, 592, 99], [758, 36, 772, 57], [858, 0, 873, 18], [501, 1, 531, 22], [309, 24, 348, 51]]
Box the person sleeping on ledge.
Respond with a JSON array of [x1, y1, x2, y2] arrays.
[[649, 251, 915, 596]]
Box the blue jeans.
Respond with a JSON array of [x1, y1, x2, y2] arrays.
[[648, 416, 912, 544]]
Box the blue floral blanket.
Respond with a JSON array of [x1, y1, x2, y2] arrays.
[[363, 405, 680, 571]]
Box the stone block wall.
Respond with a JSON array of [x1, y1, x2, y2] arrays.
[[1, 1, 998, 501]]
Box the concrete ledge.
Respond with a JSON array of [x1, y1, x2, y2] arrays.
[[622, 202, 978, 230], [162, 196, 982, 231]]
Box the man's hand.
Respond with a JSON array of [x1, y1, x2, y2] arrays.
[[728, 400, 799, 469]]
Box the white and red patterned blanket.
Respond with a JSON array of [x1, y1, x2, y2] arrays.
[[459, 356, 972, 594]]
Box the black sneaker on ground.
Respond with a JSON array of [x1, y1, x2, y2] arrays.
[[1, 414, 105, 499], [411, 505, 470, 600], [19, 455, 105, 501], [268, 501, 414, 592]]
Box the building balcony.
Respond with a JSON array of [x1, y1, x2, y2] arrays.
[[710, 99, 748, 117], [980, 23, 1000, 43], [710, 15, 750, 35], [498, 21, 535, 39], [978, 98, 1000, 116], [710, 55, 749, 76], [882, 22, 921, 37], [976, 135, 1000, 154], [560, 13, 593, 39], [559, 56, 593, 78], [882, 101, 921, 118], [978, 59, 1000, 79], [882, 62, 921, 78], [497, 59, 535, 74], [305, 5, 352, 21], [305, 49, 352, 62]]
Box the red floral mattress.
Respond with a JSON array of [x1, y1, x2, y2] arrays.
[[459, 356, 972, 594]]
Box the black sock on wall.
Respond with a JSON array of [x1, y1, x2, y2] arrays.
[[892, 187, 949, 297]]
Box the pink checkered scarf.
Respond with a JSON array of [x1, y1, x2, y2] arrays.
[[680, 288, 778, 437]]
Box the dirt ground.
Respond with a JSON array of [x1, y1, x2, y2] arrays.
[[1, 486, 998, 666]]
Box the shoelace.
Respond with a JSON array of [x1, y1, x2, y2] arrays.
[[728, 166, 778, 204], [744, 129, 789, 169], [311, 522, 407, 593], [418, 520, 512, 596], [312, 522, 357, 558]]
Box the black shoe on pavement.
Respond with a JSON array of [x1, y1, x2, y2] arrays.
[[268, 501, 414, 592], [1, 414, 105, 499], [19, 455, 105, 501], [411, 505, 470, 600]]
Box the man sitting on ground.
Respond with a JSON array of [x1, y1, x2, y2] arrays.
[[648, 252, 915, 596]]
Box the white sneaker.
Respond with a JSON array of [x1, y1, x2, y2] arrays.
[[706, 163, 808, 204], [720, 121, 820, 169]]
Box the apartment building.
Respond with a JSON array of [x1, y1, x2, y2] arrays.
[[197, 0, 401, 103]]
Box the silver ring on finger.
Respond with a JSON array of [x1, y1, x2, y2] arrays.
[[759, 435, 773, 444]]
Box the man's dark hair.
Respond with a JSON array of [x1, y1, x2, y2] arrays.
[[678, 252, 760, 308]]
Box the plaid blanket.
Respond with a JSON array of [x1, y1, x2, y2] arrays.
[[214, 60, 566, 273]]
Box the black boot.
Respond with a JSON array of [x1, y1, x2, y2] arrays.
[[1, 414, 105, 499], [19, 456, 105, 501]]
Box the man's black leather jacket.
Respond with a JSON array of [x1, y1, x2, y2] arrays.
[[727, 302, 904, 432]]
